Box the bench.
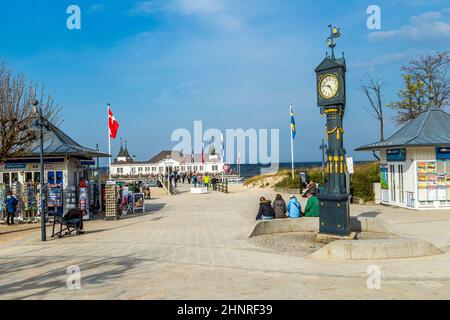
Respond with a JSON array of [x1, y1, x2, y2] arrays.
[[50, 210, 83, 238]]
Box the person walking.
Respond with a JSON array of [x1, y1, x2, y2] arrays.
[[5, 191, 18, 226], [256, 197, 275, 221], [272, 194, 287, 219], [287, 195, 301, 219], [203, 174, 211, 191]]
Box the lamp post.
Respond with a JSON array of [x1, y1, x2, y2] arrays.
[[33, 100, 46, 242]]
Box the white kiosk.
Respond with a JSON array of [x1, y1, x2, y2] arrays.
[[356, 108, 450, 210]]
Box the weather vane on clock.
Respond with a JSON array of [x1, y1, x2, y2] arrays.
[[326, 24, 341, 59]]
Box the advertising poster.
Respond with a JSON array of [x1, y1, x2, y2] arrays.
[[47, 184, 63, 208], [133, 193, 145, 213], [380, 167, 389, 190], [418, 162, 427, 174]]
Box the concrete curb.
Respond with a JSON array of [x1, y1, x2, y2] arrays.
[[249, 216, 389, 238], [249, 218, 319, 238], [308, 238, 443, 260], [249, 217, 443, 260]]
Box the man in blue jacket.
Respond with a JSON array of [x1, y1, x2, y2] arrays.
[[287, 195, 301, 219], [5, 191, 18, 226]]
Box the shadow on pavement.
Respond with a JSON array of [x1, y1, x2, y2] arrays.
[[0, 255, 145, 299]]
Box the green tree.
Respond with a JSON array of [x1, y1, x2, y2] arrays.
[[387, 74, 427, 124], [388, 51, 449, 124]]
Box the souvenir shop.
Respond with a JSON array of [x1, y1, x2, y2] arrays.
[[356, 108, 450, 210], [0, 120, 109, 223]]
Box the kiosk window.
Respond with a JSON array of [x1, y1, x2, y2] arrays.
[[11, 172, 19, 182], [3, 173, 10, 185], [25, 172, 33, 182]]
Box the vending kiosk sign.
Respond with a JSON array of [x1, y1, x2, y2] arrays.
[[437, 147, 450, 160], [386, 148, 406, 162]]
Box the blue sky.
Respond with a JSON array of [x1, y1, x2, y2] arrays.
[[1, 0, 449, 164]]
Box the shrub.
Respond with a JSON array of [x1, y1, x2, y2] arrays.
[[275, 174, 301, 189], [351, 162, 380, 202]]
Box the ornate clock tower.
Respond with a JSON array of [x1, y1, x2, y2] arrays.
[[315, 25, 351, 237]]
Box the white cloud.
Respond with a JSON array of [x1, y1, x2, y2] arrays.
[[129, 0, 241, 30], [88, 4, 104, 14], [350, 51, 413, 70], [369, 11, 450, 41]]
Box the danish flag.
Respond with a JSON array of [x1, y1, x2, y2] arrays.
[[108, 104, 120, 139]]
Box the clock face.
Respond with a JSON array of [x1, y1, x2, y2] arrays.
[[319, 74, 339, 99]]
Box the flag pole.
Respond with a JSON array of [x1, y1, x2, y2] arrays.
[[108, 103, 111, 180], [290, 103, 295, 181]]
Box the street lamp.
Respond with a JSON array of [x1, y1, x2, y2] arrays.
[[32, 100, 46, 242]]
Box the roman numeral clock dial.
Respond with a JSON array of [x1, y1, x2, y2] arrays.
[[319, 74, 339, 99]]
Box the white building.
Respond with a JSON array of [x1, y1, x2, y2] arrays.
[[0, 119, 109, 189], [110, 147, 225, 178], [356, 107, 450, 210]]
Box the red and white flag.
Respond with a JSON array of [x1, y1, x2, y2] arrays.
[[108, 104, 120, 139]]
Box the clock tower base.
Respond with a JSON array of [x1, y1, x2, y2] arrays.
[[318, 192, 351, 237]]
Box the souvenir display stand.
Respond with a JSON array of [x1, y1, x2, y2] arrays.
[[0, 183, 5, 222], [23, 183, 38, 223], [105, 182, 118, 220], [417, 161, 450, 205], [47, 184, 64, 217], [64, 186, 77, 212], [79, 180, 90, 221]]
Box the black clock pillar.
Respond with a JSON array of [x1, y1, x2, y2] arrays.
[[315, 25, 351, 237]]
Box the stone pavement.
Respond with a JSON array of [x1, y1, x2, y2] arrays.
[[1, 185, 450, 299]]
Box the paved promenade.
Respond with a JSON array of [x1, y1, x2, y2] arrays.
[[1, 185, 450, 299]]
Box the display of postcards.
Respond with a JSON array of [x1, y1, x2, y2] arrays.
[[428, 188, 437, 201], [447, 174, 450, 187], [23, 184, 37, 211], [0, 184, 5, 213], [427, 163, 436, 174], [437, 162, 446, 175], [418, 162, 427, 174], [47, 184, 63, 208], [438, 175, 446, 187], [418, 181, 428, 189], [11, 181, 22, 200], [105, 184, 118, 218], [89, 181, 95, 206], [427, 174, 437, 187], [418, 174, 427, 182], [438, 188, 447, 201], [64, 186, 77, 209], [36, 188, 41, 215]]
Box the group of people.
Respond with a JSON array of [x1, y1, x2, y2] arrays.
[[256, 182, 320, 221], [2, 191, 85, 234], [165, 171, 221, 191]]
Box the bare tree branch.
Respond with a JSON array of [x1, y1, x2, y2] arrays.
[[360, 74, 385, 141], [0, 62, 61, 162]]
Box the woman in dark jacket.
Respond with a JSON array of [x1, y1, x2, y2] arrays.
[[272, 194, 287, 219], [256, 197, 275, 221]]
